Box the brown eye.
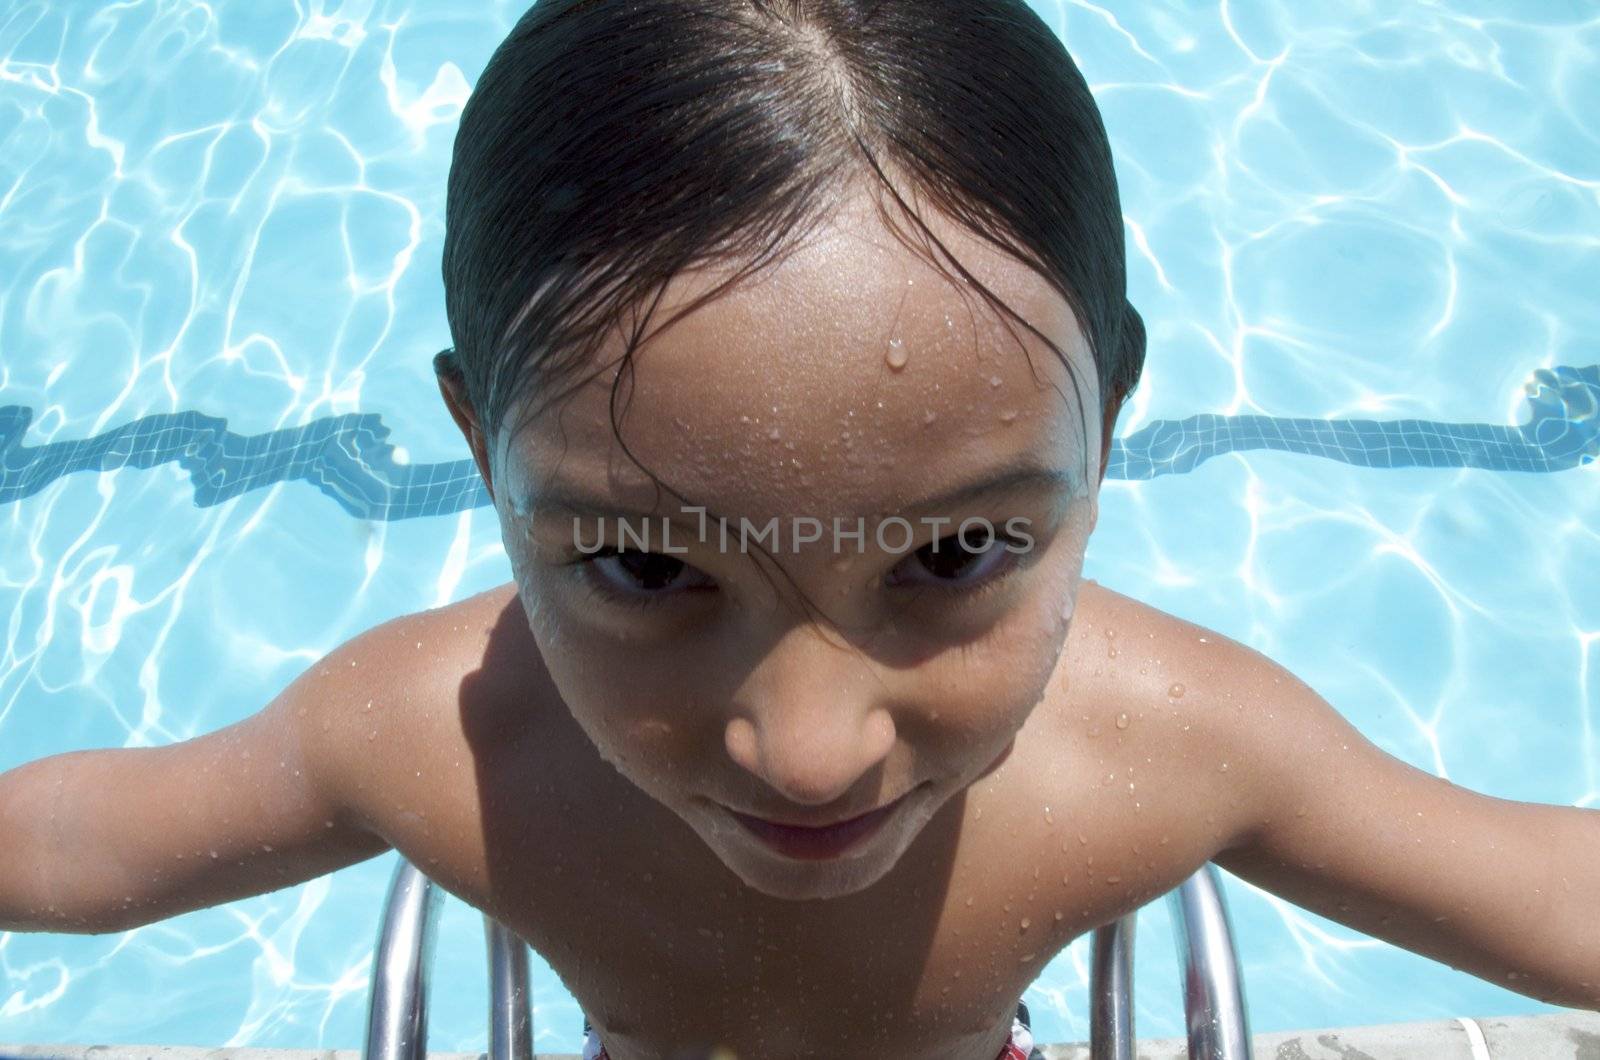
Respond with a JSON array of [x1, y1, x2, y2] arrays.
[[887, 525, 1018, 588], [581, 546, 715, 605]]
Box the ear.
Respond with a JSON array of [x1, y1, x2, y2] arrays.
[[1095, 387, 1125, 491], [435, 349, 497, 507]]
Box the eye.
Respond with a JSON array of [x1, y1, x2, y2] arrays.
[[576, 546, 716, 607], [885, 524, 1024, 590]]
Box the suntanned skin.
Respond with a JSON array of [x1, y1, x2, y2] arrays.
[[15, 180, 1594, 1060], [321, 184, 1267, 1059], [320, 576, 1252, 1060], [312, 183, 1594, 1059]]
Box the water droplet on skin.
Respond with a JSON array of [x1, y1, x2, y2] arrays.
[[768, 426, 781, 440], [921, 408, 937, 425], [1106, 875, 1122, 884], [1168, 683, 1185, 699], [1054, 911, 1064, 921], [1060, 597, 1075, 621], [997, 409, 1018, 423], [1115, 712, 1130, 730], [988, 374, 1002, 387], [1077, 833, 1088, 845], [886, 339, 909, 370], [1296, 806, 1309, 817], [1019, 917, 1030, 930], [1218, 761, 1229, 772]]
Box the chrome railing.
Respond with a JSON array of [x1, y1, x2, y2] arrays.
[[362, 856, 534, 1060], [1088, 862, 1254, 1059], [359, 856, 1248, 1060]]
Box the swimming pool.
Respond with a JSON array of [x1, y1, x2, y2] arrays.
[[1, 0, 1595, 1053]]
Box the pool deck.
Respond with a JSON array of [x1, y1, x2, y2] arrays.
[[4, 1010, 1600, 1060]]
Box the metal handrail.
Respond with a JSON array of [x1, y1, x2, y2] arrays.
[[358, 855, 1245, 1060], [1088, 862, 1254, 1059], [362, 856, 534, 1060]]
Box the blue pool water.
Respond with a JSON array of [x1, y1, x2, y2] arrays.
[[1, 0, 1596, 1053]]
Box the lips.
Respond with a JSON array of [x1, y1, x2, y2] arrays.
[[746, 804, 887, 829], [726, 791, 912, 860]]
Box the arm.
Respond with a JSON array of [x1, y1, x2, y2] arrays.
[[1198, 635, 1600, 1011], [0, 629, 394, 935]]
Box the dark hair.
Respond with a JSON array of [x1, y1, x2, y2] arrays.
[[438, 0, 1145, 491]]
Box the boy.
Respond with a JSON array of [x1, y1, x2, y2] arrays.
[[3, 187, 1596, 1060], [3, 1, 1597, 1056]]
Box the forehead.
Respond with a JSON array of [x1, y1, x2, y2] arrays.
[[503, 190, 1100, 521]]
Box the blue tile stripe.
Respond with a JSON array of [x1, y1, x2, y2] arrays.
[[2, 365, 1593, 520], [1111, 364, 1598, 480]]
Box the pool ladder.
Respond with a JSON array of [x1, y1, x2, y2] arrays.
[[360, 858, 1253, 1059]]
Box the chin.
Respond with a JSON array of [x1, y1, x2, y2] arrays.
[[719, 843, 902, 902]]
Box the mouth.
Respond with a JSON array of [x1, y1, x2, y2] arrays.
[[724, 788, 918, 860]]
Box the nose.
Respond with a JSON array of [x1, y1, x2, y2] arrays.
[[724, 621, 896, 810]]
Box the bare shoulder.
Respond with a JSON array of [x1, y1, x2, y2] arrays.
[[1061, 579, 1324, 859], [300, 583, 553, 856]]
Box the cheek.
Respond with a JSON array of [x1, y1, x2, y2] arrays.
[[991, 565, 1084, 709], [919, 601, 1068, 743], [527, 617, 709, 768]]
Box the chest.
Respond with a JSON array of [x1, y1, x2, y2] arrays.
[[392, 715, 1208, 1059], [373, 585, 1225, 1058]]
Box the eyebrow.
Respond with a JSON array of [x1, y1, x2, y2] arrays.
[[522, 460, 1075, 524]]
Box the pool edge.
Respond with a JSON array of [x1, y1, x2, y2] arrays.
[[2, 1009, 1598, 1059]]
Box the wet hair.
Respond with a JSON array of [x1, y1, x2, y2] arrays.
[[436, 0, 1146, 493]]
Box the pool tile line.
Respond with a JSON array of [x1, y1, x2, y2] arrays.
[[0, 364, 1593, 521]]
